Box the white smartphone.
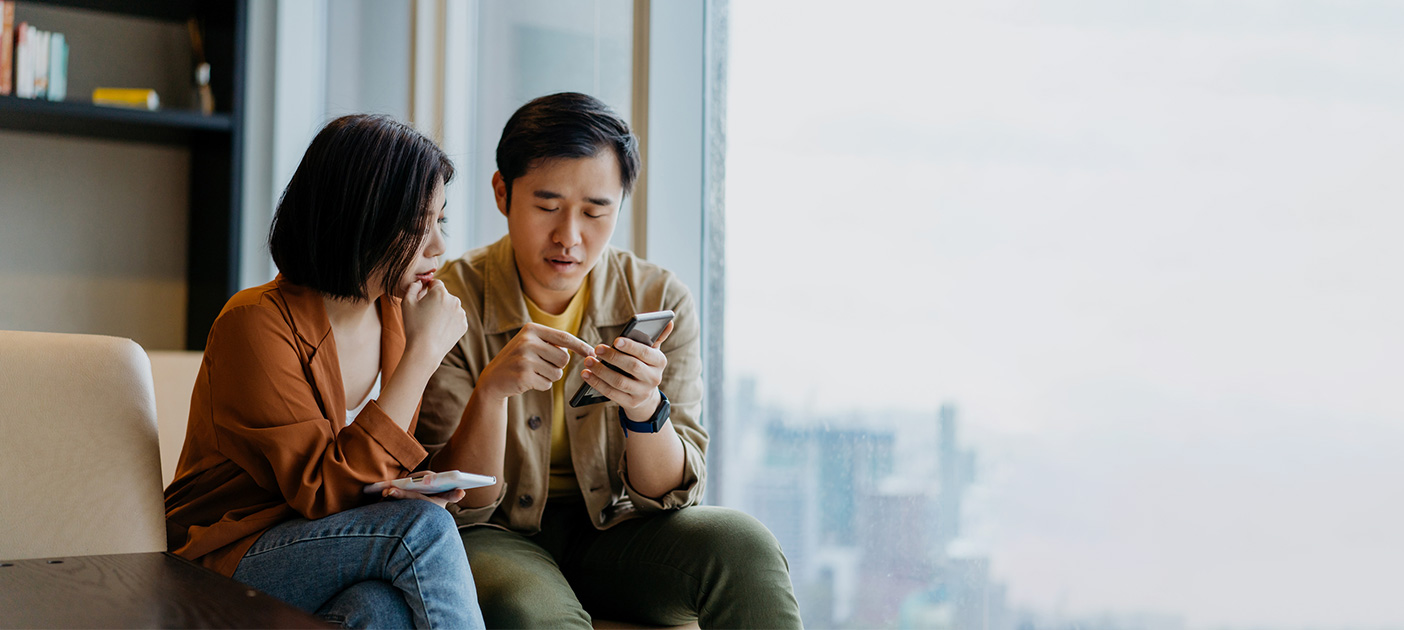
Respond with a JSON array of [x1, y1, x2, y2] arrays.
[[364, 470, 497, 495]]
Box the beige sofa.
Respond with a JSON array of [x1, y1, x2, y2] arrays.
[[147, 350, 205, 486], [2, 334, 691, 629], [0, 331, 168, 561]]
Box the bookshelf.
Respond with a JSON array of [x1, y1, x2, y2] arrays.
[[0, 0, 246, 350], [0, 96, 232, 143]]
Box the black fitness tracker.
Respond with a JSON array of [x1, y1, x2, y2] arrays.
[[619, 391, 670, 434]]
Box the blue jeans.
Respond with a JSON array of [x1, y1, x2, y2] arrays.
[[232, 499, 484, 629]]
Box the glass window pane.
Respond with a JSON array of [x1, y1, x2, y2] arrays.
[[465, 0, 635, 252], [720, 2, 1404, 628]]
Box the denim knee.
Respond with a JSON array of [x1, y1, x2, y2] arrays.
[[381, 498, 457, 534], [371, 499, 460, 558], [319, 579, 414, 629]]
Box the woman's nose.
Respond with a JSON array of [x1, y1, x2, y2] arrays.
[[426, 226, 446, 258]]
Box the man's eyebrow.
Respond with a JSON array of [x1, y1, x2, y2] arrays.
[[532, 189, 615, 206]]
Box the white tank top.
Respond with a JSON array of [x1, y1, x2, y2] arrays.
[[345, 371, 382, 426]]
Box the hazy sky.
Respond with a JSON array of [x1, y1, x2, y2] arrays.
[[723, 1, 1404, 627]]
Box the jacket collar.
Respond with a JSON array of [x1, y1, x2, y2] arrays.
[[274, 275, 333, 350], [273, 274, 406, 428], [482, 235, 635, 337]]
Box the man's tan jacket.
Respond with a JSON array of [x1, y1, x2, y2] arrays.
[[417, 236, 707, 532]]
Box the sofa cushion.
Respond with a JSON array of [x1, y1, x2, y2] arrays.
[[0, 330, 166, 560]]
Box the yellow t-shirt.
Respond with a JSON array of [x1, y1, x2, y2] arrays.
[[523, 278, 590, 498]]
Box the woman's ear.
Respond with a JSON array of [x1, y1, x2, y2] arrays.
[[492, 171, 509, 218]]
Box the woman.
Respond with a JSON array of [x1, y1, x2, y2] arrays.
[[164, 114, 482, 629]]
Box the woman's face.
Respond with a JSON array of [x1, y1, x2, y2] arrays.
[[368, 179, 448, 300]]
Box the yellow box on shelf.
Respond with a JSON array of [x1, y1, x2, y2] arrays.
[[92, 88, 159, 111]]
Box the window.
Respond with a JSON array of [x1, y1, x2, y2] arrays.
[[717, 2, 1404, 628], [453, 0, 636, 254]]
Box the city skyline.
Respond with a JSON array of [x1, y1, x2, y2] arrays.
[[724, 383, 1196, 629]]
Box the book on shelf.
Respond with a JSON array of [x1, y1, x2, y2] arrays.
[[3, 6, 70, 102], [1, 1, 13, 95], [47, 31, 64, 101], [92, 87, 159, 111], [33, 26, 46, 98], [1, 3, 205, 111], [14, 21, 31, 98]]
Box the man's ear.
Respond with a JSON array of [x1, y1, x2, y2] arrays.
[[492, 171, 509, 218]]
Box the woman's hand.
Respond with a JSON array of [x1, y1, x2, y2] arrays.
[[381, 486, 467, 509], [401, 279, 468, 361]]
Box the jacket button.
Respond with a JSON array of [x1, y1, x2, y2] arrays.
[[527, 415, 542, 430], [518, 494, 534, 508]]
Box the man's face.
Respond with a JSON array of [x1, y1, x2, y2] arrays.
[[494, 152, 622, 311]]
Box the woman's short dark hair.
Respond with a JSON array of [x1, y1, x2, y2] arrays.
[[269, 114, 454, 300], [495, 92, 640, 210]]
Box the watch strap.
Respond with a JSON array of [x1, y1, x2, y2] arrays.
[[619, 391, 670, 434]]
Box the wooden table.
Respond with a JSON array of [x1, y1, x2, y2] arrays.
[[0, 552, 328, 628]]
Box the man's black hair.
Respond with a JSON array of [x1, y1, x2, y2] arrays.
[[269, 114, 454, 300], [495, 92, 640, 210]]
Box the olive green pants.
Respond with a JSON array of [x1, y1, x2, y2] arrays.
[[459, 500, 802, 629]]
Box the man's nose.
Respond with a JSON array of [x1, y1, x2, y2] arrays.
[[553, 214, 583, 248]]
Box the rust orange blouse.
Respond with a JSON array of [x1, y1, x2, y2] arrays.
[[164, 275, 428, 576]]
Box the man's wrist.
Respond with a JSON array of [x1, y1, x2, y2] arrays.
[[624, 389, 663, 423], [468, 381, 510, 409]]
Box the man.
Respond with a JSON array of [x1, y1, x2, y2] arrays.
[[416, 92, 802, 628]]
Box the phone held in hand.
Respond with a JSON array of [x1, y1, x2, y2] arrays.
[[363, 470, 497, 495], [569, 310, 675, 408]]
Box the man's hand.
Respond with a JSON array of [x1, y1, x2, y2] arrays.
[[476, 323, 595, 402], [582, 321, 674, 422]]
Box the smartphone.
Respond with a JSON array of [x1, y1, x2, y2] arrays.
[[569, 310, 675, 407], [363, 470, 497, 495]]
